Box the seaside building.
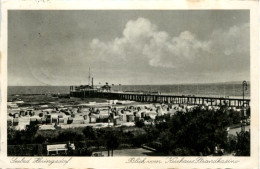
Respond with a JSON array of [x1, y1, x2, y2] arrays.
[[99, 82, 111, 92]]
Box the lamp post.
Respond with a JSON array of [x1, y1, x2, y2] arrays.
[[108, 100, 111, 127], [241, 81, 248, 132], [240, 120, 245, 132], [112, 84, 114, 92], [197, 84, 199, 96], [242, 81, 247, 107], [178, 85, 179, 96]]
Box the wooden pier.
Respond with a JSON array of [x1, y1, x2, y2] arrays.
[[70, 89, 250, 108]]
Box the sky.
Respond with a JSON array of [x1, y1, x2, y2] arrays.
[[8, 10, 250, 86]]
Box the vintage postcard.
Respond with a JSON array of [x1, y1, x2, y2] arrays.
[[0, 0, 259, 168]]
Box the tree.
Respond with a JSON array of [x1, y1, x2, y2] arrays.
[[235, 131, 250, 156], [74, 142, 92, 156], [104, 129, 120, 156], [78, 147, 92, 156], [135, 119, 145, 128], [56, 131, 84, 142], [131, 134, 147, 147], [172, 147, 195, 156], [34, 135, 46, 144], [154, 114, 171, 130], [25, 123, 39, 136], [246, 108, 250, 117], [154, 106, 232, 155], [228, 110, 241, 125], [83, 126, 97, 140]]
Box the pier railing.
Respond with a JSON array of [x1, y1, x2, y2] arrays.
[[70, 90, 250, 108]]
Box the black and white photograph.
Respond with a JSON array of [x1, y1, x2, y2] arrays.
[[7, 10, 251, 157]]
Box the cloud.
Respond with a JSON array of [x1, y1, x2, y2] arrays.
[[209, 23, 249, 56], [89, 17, 249, 70], [143, 30, 210, 68], [89, 18, 155, 63]]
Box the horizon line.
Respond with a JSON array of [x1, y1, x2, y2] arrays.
[[8, 80, 251, 87]]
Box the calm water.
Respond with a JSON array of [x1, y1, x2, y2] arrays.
[[113, 83, 250, 98], [8, 83, 250, 98], [8, 86, 70, 95]]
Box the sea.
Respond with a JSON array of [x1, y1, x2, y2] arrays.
[[8, 82, 250, 98]]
